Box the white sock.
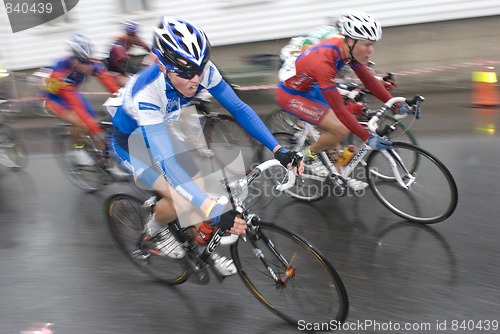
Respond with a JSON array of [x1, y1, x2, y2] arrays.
[[147, 214, 165, 234]]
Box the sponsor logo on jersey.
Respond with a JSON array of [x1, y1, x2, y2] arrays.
[[138, 102, 161, 111]]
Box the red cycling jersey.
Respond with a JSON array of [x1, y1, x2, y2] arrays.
[[278, 35, 393, 141], [107, 35, 151, 68]]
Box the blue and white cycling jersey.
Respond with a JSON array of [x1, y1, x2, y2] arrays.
[[106, 61, 279, 210]]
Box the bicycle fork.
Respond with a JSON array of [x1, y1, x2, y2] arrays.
[[247, 224, 295, 288], [380, 149, 415, 189]]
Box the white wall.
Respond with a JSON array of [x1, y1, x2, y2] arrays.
[[1, 0, 500, 70]]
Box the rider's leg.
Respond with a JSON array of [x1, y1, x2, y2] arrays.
[[310, 109, 350, 154], [150, 172, 206, 227], [45, 98, 91, 146]]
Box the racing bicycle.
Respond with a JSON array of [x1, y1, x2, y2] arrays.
[[262, 95, 458, 224], [105, 157, 349, 327]]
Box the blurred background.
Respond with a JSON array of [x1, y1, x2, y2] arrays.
[[2, 0, 500, 114]]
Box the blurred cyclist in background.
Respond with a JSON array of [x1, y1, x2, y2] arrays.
[[280, 23, 339, 62], [276, 10, 412, 190], [105, 15, 302, 277], [105, 20, 151, 86], [42, 33, 120, 165]]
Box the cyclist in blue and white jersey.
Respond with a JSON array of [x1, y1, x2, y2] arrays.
[[105, 15, 302, 276]]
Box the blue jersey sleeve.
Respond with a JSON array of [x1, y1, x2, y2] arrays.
[[141, 123, 208, 208], [208, 80, 279, 152]]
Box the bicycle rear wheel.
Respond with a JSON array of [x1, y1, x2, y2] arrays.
[[106, 194, 188, 285], [52, 125, 107, 192], [260, 132, 327, 202], [230, 222, 349, 327], [0, 123, 28, 169], [266, 108, 305, 133], [204, 114, 258, 175], [366, 142, 458, 224]]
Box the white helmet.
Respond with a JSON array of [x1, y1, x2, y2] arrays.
[[337, 11, 382, 41], [67, 33, 94, 60]]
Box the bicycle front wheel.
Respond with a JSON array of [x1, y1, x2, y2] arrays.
[[106, 194, 188, 285], [52, 125, 107, 192], [366, 142, 458, 224], [231, 222, 349, 327]]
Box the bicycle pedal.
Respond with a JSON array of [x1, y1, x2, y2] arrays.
[[327, 175, 347, 197]]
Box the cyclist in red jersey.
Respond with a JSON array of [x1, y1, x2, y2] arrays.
[[105, 20, 151, 86], [42, 34, 120, 164], [276, 10, 412, 190]]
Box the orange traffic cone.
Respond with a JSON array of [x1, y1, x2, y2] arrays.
[[471, 66, 500, 106]]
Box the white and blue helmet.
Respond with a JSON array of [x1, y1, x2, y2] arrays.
[[67, 33, 94, 60], [152, 15, 210, 72], [123, 20, 139, 35]]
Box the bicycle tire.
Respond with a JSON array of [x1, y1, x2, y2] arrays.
[[260, 132, 327, 202], [266, 108, 305, 133], [106, 193, 188, 285], [366, 142, 458, 224], [0, 123, 28, 169], [52, 126, 107, 192], [383, 114, 418, 146], [230, 221, 349, 326], [203, 114, 258, 175]]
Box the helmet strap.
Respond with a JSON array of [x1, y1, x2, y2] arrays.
[[347, 39, 358, 63]]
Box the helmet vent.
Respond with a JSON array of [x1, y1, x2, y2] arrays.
[[162, 34, 175, 46], [192, 44, 199, 59], [173, 30, 184, 38], [178, 41, 189, 53]]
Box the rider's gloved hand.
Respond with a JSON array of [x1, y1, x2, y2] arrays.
[[397, 104, 413, 115], [207, 202, 237, 231], [395, 103, 421, 119], [274, 147, 299, 168], [367, 134, 392, 150]]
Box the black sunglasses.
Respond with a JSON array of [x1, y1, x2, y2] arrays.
[[168, 67, 204, 80]]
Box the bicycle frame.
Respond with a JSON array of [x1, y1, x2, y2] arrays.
[[291, 96, 424, 189], [166, 158, 297, 283]]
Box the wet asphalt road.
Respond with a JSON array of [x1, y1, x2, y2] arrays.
[[1, 87, 500, 334]]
